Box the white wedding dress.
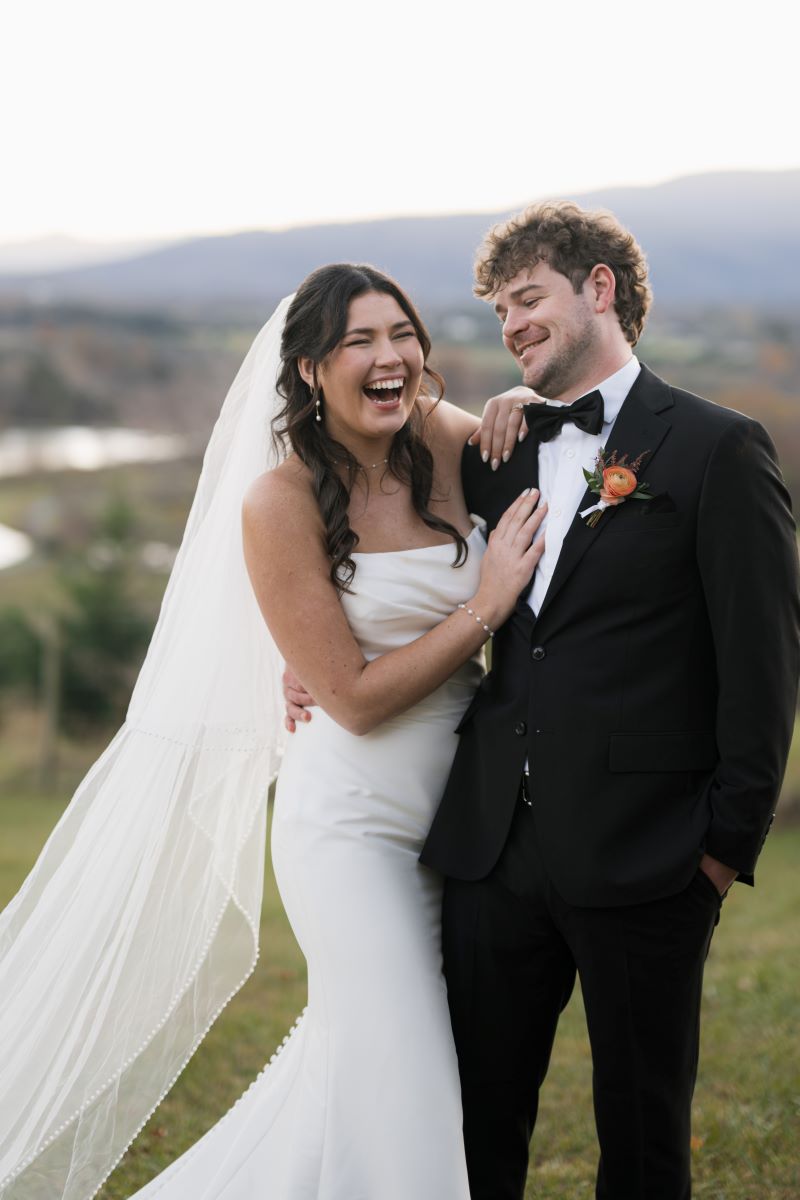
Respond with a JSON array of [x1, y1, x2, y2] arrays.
[[130, 526, 485, 1200]]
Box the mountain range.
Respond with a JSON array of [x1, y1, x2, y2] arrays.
[[1, 170, 798, 311], [0, 235, 166, 275]]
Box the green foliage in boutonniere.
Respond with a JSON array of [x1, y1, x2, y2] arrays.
[[580, 447, 653, 527]]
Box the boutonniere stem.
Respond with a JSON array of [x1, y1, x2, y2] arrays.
[[580, 448, 652, 527]]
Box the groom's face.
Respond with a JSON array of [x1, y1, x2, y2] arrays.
[[493, 261, 599, 400]]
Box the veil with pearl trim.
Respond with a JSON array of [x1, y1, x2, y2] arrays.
[[0, 298, 293, 1199]]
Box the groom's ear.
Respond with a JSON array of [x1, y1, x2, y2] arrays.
[[586, 264, 616, 316]]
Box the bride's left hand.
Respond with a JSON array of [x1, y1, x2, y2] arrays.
[[467, 386, 543, 470]]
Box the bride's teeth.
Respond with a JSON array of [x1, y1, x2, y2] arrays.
[[363, 378, 404, 403]]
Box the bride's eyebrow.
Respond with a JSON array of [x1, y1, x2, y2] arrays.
[[344, 320, 415, 337]]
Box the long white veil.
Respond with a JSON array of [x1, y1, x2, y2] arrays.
[[0, 297, 293, 1199]]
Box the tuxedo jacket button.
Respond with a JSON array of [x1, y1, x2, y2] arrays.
[[514, 721, 527, 736], [531, 645, 546, 661]]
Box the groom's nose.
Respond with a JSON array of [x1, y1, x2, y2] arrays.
[[502, 305, 529, 345]]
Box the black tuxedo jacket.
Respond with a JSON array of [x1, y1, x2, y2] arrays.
[[421, 365, 800, 906]]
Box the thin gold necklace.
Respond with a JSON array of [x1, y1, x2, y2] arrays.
[[332, 456, 390, 471]]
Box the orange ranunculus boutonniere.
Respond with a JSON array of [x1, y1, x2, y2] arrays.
[[601, 465, 638, 500], [580, 448, 652, 527]]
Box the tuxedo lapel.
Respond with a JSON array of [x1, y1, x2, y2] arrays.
[[463, 432, 539, 533], [533, 365, 675, 628]]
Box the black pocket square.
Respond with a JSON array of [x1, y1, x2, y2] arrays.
[[645, 492, 677, 514]]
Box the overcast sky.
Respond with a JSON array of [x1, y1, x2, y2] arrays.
[[4, 0, 797, 244]]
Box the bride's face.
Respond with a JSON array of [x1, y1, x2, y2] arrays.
[[310, 291, 425, 444]]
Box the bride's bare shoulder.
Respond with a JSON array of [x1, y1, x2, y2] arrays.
[[421, 397, 479, 471], [242, 455, 323, 541]]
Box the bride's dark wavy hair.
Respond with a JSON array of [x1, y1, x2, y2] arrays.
[[273, 263, 468, 592]]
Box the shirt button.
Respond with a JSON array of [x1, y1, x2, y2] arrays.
[[531, 646, 546, 661], [565, 449, 575, 459], [514, 721, 527, 736]]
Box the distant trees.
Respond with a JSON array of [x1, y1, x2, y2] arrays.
[[13, 358, 108, 427], [58, 534, 152, 731], [0, 608, 39, 693], [0, 496, 153, 782], [0, 304, 230, 437]]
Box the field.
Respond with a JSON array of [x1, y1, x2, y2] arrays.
[[1, 788, 797, 1199]]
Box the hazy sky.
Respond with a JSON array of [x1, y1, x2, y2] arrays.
[[4, 0, 797, 244]]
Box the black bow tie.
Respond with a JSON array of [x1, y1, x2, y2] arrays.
[[522, 390, 605, 442]]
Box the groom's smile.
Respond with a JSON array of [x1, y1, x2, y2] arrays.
[[517, 333, 549, 364]]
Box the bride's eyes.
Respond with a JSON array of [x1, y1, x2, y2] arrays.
[[343, 330, 416, 348]]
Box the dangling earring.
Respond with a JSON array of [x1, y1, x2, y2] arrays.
[[312, 386, 322, 422]]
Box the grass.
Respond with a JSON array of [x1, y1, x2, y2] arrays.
[[2, 786, 798, 1199]]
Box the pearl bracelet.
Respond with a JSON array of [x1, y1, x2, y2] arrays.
[[457, 602, 494, 637]]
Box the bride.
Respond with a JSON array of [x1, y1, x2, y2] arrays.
[[0, 263, 543, 1200]]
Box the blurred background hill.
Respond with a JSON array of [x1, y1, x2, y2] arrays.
[[1, 168, 798, 812], [1, 170, 799, 309]]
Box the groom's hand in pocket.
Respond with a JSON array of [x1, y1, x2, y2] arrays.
[[283, 666, 316, 733], [699, 853, 739, 896]]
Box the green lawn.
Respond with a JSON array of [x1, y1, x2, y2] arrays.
[[1, 792, 798, 1199]]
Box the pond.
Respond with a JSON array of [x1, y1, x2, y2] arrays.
[[0, 427, 191, 570]]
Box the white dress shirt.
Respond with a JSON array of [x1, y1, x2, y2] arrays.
[[526, 356, 641, 616]]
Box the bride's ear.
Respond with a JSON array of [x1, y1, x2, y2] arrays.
[[297, 357, 317, 390]]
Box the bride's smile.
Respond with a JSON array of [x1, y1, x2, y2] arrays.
[[362, 375, 406, 409]]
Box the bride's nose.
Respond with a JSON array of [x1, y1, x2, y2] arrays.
[[374, 337, 403, 367]]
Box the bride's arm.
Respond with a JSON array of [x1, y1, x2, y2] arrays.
[[242, 469, 544, 736]]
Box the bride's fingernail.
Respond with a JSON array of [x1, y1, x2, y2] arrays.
[[482, 450, 489, 463], [491, 458, 499, 471], [502, 451, 511, 462], [521, 487, 531, 496], [518, 430, 526, 442]]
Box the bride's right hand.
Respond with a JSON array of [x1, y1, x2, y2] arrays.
[[471, 489, 547, 628]]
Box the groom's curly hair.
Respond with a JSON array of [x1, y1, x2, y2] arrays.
[[473, 201, 652, 346]]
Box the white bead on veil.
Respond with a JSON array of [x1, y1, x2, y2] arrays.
[[0, 298, 292, 1200]]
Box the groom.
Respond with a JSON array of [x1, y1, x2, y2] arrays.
[[420, 201, 800, 1199]]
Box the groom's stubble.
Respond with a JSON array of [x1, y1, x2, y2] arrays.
[[518, 292, 603, 402]]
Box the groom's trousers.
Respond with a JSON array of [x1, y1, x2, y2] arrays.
[[441, 792, 722, 1200]]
